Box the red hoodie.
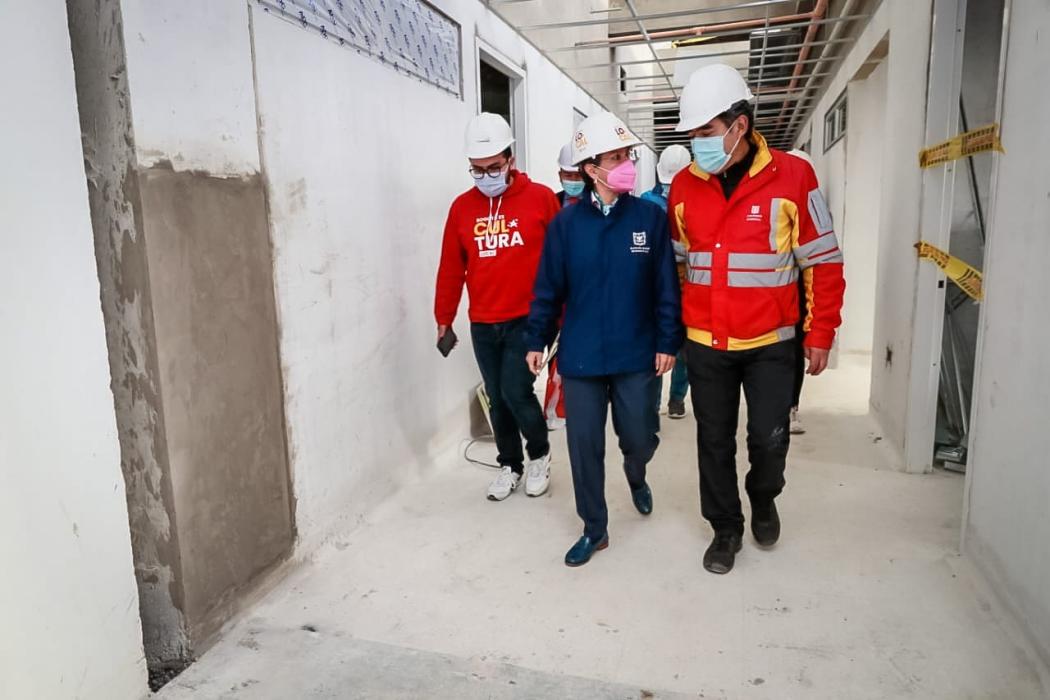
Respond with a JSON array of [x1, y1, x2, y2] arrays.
[[434, 170, 559, 325]]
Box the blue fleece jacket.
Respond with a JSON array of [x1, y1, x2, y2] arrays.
[[639, 183, 668, 212], [525, 193, 684, 378]]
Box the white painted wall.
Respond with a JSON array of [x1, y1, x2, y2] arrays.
[[121, 0, 262, 175], [838, 59, 887, 355], [0, 3, 147, 699], [255, 0, 612, 548], [116, 0, 613, 550], [794, 0, 932, 463], [964, 0, 1050, 670], [791, 7, 889, 358]]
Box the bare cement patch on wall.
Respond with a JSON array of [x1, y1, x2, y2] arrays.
[[136, 164, 295, 647]]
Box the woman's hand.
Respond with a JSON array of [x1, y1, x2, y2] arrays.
[[526, 351, 545, 376], [655, 353, 676, 376]]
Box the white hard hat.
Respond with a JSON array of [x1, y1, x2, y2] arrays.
[[657, 144, 692, 184], [571, 111, 642, 165], [464, 112, 515, 159], [558, 143, 577, 172], [676, 63, 754, 132]]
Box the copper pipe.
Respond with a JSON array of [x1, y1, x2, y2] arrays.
[[776, 0, 829, 126]]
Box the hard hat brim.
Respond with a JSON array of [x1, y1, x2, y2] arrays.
[[465, 136, 516, 160], [571, 136, 642, 165]]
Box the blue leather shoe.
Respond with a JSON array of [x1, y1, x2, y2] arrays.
[[631, 483, 653, 515], [564, 533, 609, 567]]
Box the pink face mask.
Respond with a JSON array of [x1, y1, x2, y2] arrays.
[[599, 159, 637, 193]]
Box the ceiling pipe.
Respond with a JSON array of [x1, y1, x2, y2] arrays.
[[774, 0, 829, 127], [624, 0, 678, 98], [781, 0, 865, 140]]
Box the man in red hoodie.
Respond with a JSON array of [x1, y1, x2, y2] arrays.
[[435, 113, 560, 502]]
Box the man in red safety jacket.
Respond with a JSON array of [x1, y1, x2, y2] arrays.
[[668, 64, 845, 575], [434, 113, 560, 503]]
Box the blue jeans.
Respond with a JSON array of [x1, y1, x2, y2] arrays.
[[654, 351, 689, 408], [471, 317, 549, 470]]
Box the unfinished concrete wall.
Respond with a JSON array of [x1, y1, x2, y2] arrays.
[[67, 0, 294, 672], [65, 0, 190, 670], [136, 165, 294, 645], [0, 2, 147, 698], [964, 0, 1050, 671]]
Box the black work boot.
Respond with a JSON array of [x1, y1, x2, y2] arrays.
[[703, 531, 742, 574], [750, 500, 781, 547]]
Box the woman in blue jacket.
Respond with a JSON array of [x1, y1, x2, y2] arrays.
[[525, 112, 684, 567]]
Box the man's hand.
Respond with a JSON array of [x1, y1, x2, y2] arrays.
[[437, 324, 450, 343], [805, 347, 830, 376], [526, 351, 545, 376], [655, 353, 676, 376]]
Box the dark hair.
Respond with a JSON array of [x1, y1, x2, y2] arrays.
[[716, 99, 754, 139], [501, 147, 513, 160], [579, 159, 598, 190]]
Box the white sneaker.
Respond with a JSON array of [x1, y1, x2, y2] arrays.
[[789, 407, 805, 435], [524, 454, 552, 497], [487, 466, 521, 501]]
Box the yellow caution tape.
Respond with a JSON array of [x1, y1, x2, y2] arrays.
[[915, 241, 983, 301], [919, 124, 1004, 168]]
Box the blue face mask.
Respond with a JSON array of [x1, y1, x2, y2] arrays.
[[561, 179, 585, 198], [475, 168, 509, 198], [691, 127, 744, 175]]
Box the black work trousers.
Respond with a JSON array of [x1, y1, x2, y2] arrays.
[[686, 339, 796, 534]]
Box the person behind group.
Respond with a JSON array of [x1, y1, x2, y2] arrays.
[[668, 64, 845, 574], [786, 147, 821, 435], [542, 143, 585, 431], [525, 112, 683, 567], [641, 144, 694, 420], [434, 113, 559, 502], [555, 142, 585, 208]]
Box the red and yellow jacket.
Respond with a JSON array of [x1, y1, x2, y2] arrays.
[[668, 133, 845, 350], [435, 171, 559, 325]]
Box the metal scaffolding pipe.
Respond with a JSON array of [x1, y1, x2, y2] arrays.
[[564, 38, 853, 71], [546, 15, 869, 52], [515, 0, 796, 31], [773, 0, 828, 128], [625, 0, 677, 98]]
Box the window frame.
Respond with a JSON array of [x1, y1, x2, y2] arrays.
[[823, 88, 848, 153]]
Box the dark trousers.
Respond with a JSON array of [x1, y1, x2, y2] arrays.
[[563, 371, 659, 540], [792, 331, 806, 408], [686, 340, 796, 534], [793, 277, 808, 407], [471, 317, 549, 471]]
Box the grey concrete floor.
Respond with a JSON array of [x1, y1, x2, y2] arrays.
[[159, 355, 1048, 699]]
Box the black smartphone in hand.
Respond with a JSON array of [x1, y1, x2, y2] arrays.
[[437, 327, 457, 357]]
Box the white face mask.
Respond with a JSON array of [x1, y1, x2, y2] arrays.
[[475, 166, 510, 197]]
